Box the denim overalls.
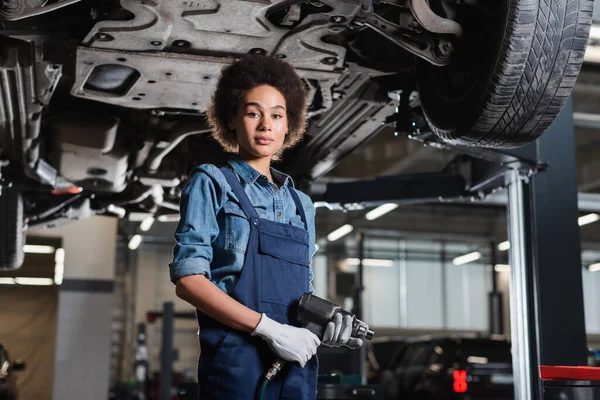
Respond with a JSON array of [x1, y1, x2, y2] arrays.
[[196, 166, 318, 399]]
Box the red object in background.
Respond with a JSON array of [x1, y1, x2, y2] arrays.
[[453, 369, 468, 393], [540, 366, 600, 381], [147, 312, 157, 323]]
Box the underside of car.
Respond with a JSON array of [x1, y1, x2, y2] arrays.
[[0, 0, 594, 269]]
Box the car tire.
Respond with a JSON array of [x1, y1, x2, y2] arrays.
[[416, 0, 593, 147], [0, 187, 25, 270]]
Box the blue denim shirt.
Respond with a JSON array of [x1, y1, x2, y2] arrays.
[[169, 156, 316, 294]]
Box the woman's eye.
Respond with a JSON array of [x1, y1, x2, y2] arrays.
[[247, 112, 260, 118], [272, 114, 282, 119]]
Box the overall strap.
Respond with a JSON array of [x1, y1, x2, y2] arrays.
[[289, 188, 308, 229], [219, 167, 259, 220]]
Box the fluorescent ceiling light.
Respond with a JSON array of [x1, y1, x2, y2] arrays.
[[467, 356, 489, 364], [365, 203, 398, 220], [128, 234, 143, 250], [590, 26, 600, 41], [107, 204, 126, 218], [315, 244, 320, 252], [157, 214, 180, 223], [0, 278, 15, 285], [346, 258, 394, 267], [452, 251, 481, 266], [139, 216, 155, 232], [314, 201, 335, 210], [54, 248, 65, 285], [23, 244, 55, 254], [585, 45, 600, 64], [54, 264, 64, 285], [588, 263, 600, 272], [327, 224, 353, 242], [54, 248, 65, 264], [578, 213, 600, 226], [494, 264, 511, 273], [498, 241, 510, 251], [14, 277, 54, 286]]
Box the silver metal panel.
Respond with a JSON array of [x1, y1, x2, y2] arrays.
[[582, 268, 600, 333], [366, 261, 401, 328], [406, 260, 443, 328], [506, 170, 534, 400], [52, 291, 115, 400]]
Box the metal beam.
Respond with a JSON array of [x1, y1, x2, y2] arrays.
[[314, 172, 466, 206], [482, 191, 600, 213]]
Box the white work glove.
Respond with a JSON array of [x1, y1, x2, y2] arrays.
[[251, 313, 320, 368], [322, 313, 364, 349]]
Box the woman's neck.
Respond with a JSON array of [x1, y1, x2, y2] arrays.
[[238, 153, 273, 183]]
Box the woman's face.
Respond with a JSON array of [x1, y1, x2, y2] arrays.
[[230, 84, 288, 161]]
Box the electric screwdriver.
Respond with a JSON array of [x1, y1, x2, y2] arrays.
[[263, 293, 374, 381]]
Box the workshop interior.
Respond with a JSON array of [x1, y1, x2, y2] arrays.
[[2, 0, 600, 399]]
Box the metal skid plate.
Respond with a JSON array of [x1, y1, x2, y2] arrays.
[[71, 47, 232, 111], [71, 0, 362, 110]]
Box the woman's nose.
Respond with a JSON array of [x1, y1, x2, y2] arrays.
[[259, 117, 272, 131]]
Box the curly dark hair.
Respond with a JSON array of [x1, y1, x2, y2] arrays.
[[206, 54, 309, 160]]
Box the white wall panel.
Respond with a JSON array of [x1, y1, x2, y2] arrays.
[[406, 261, 443, 329], [582, 268, 600, 334], [364, 263, 401, 327]]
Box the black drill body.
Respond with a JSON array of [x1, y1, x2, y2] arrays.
[[296, 293, 374, 341]]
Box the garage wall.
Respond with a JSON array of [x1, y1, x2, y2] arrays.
[[134, 244, 199, 377], [491, 258, 600, 337], [29, 216, 117, 400], [582, 268, 600, 334], [0, 286, 58, 400], [359, 238, 491, 331]]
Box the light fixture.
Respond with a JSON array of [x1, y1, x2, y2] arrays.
[[467, 356, 489, 364], [452, 251, 481, 266], [128, 234, 143, 250], [327, 224, 353, 242], [590, 25, 600, 41], [0, 278, 15, 285], [345, 258, 394, 267], [365, 203, 398, 221], [54, 248, 65, 285], [23, 244, 55, 254], [139, 216, 155, 232], [14, 277, 54, 286], [157, 214, 180, 223], [584, 45, 600, 64], [494, 264, 511, 273], [578, 213, 600, 226], [497, 241, 510, 251], [587, 263, 600, 272], [107, 204, 127, 218], [315, 244, 320, 252]]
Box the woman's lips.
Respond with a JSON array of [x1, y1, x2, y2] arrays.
[[255, 137, 272, 145]]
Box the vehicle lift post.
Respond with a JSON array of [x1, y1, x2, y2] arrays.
[[505, 100, 590, 399]]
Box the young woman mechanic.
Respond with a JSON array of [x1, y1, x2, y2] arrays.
[[169, 54, 363, 399]]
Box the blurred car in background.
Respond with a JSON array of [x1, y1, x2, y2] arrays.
[[0, 343, 25, 400], [375, 335, 513, 400]]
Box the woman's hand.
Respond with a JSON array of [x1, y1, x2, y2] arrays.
[[322, 313, 364, 349], [251, 313, 320, 367]]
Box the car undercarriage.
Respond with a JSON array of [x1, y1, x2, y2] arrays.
[[0, 0, 594, 269]]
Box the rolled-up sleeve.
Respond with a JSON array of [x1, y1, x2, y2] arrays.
[[169, 165, 225, 284]]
